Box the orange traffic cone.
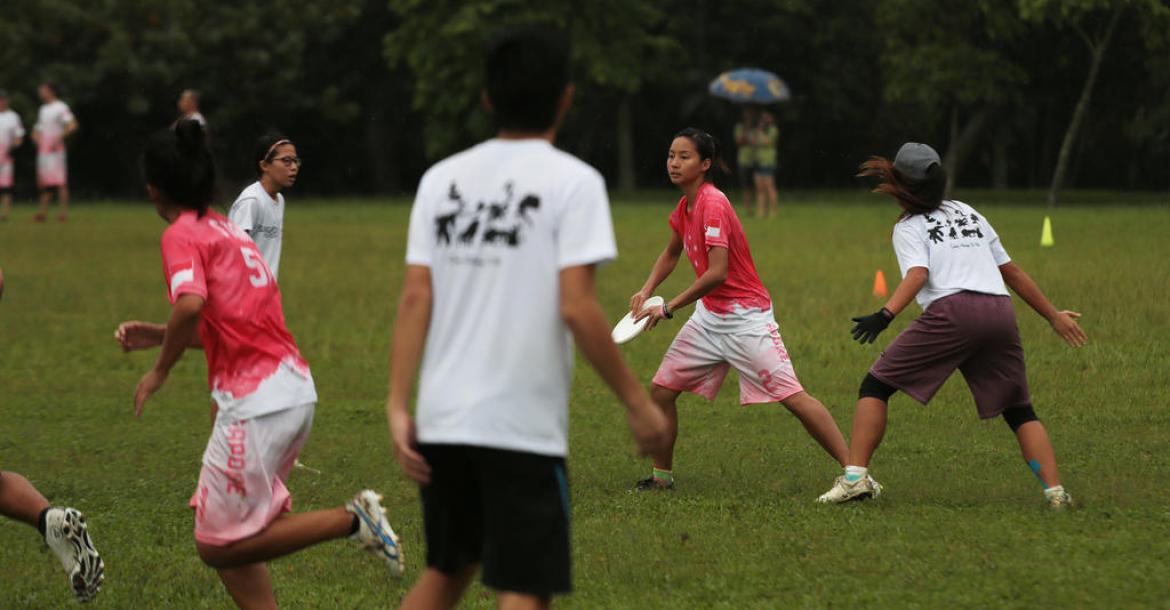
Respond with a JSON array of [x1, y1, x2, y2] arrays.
[[872, 270, 888, 298]]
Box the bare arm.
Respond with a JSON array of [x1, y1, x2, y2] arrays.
[[562, 265, 668, 456], [386, 265, 434, 484], [63, 119, 78, 139], [630, 232, 683, 314], [641, 246, 730, 330], [116, 321, 201, 350], [883, 266, 929, 316], [133, 294, 204, 417], [999, 262, 1086, 347]]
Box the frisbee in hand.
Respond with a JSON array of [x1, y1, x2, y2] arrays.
[[612, 296, 665, 345]]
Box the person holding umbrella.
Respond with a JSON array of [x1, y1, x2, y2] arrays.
[[710, 69, 789, 218]]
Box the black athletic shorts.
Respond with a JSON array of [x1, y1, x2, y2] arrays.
[[418, 443, 571, 596]]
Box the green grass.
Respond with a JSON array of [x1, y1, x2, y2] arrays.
[[1, 193, 1168, 608]]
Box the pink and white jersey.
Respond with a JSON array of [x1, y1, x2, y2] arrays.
[[161, 210, 316, 420], [669, 182, 772, 328], [34, 100, 73, 153]]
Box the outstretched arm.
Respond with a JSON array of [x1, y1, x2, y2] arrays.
[[851, 266, 928, 344], [641, 246, 730, 330], [629, 233, 684, 315], [999, 262, 1086, 347], [386, 265, 434, 484], [134, 294, 204, 416]]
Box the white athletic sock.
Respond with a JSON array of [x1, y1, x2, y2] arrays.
[[1044, 485, 1065, 497], [844, 465, 868, 483]]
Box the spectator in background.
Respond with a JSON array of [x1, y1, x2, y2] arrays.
[[0, 90, 25, 222], [732, 106, 758, 213], [32, 83, 77, 223], [177, 89, 207, 128], [752, 110, 779, 218]]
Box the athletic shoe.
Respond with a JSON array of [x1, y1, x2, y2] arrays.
[[1045, 487, 1074, 511], [816, 474, 882, 504], [346, 490, 405, 577], [43, 507, 103, 602], [633, 477, 675, 492]]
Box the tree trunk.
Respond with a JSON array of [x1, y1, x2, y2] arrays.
[[943, 106, 992, 198], [1047, 6, 1122, 208], [617, 95, 636, 192], [992, 127, 1009, 189]]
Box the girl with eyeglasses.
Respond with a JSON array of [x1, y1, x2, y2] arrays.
[[229, 132, 300, 279]]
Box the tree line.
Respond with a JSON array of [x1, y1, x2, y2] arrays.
[[0, 0, 1166, 200]]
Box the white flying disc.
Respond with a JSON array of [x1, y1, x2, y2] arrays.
[[612, 296, 665, 345]]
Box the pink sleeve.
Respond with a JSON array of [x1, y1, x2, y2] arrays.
[[701, 202, 731, 249], [668, 207, 681, 236], [161, 230, 208, 304]]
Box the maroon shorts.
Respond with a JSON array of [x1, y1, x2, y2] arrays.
[[869, 291, 1030, 419]]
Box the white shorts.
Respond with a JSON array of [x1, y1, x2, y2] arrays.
[[189, 403, 314, 546], [37, 150, 66, 187], [0, 160, 12, 189], [652, 316, 804, 405]]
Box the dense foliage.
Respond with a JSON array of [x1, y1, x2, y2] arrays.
[[0, 0, 1166, 197]]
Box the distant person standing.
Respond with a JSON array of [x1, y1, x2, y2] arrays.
[[752, 111, 779, 218], [733, 106, 758, 212], [176, 89, 207, 128], [229, 133, 299, 280], [32, 83, 77, 222], [0, 90, 25, 222]]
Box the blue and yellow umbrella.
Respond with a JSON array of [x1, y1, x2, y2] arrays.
[[708, 68, 791, 104]]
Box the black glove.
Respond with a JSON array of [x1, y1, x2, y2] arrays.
[[851, 307, 894, 344]]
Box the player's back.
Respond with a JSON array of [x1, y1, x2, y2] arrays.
[[162, 210, 305, 401], [405, 138, 615, 456]]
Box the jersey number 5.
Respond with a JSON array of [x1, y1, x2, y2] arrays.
[[241, 247, 274, 287]]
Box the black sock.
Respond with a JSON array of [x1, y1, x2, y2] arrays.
[[349, 515, 360, 536], [37, 507, 50, 537]]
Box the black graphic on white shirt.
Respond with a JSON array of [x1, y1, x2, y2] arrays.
[[435, 181, 540, 249], [925, 208, 985, 245]]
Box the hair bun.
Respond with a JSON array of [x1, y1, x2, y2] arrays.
[[174, 119, 205, 154]]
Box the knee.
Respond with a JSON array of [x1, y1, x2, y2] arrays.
[[1002, 405, 1039, 432], [859, 373, 896, 402], [195, 542, 231, 569], [650, 385, 678, 408]]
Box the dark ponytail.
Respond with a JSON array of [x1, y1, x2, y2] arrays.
[[674, 127, 732, 180], [856, 156, 946, 217], [142, 119, 217, 216]]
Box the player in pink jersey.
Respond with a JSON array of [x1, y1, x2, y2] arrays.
[[115, 120, 403, 609], [628, 128, 867, 493]]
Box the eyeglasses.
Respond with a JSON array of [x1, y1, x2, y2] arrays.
[[271, 156, 302, 167]]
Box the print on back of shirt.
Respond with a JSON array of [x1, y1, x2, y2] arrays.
[[924, 210, 985, 245], [435, 180, 540, 248]]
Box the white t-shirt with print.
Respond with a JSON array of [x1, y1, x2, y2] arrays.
[[892, 200, 1011, 310], [229, 181, 285, 278], [34, 100, 74, 143], [406, 138, 617, 457], [0, 110, 25, 154]]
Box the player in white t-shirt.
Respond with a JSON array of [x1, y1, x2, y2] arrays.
[[229, 133, 298, 279], [388, 29, 668, 608], [0, 90, 25, 221], [0, 264, 104, 601], [32, 83, 77, 222], [117, 120, 402, 609], [817, 143, 1087, 509]]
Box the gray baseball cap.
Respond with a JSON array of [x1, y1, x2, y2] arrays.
[[893, 142, 940, 181]]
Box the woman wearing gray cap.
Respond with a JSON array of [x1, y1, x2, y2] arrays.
[[817, 143, 1087, 509]]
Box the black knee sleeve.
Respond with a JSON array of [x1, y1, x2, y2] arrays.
[[1002, 405, 1039, 431], [858, 373, 896, 401]]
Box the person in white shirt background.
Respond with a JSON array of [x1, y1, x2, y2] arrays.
[[177, 88, 207, 128], [0, 89, 25, 222], [32, 83, 77, 223], [229, 132, 299, 280]]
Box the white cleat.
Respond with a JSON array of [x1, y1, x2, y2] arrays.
[[1045, 486, 1074, 511], [43, 507, 104, 602], [346, 490, 405, 577], [816, 474, 883, 504]]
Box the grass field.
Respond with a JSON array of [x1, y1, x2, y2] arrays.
[[1, 192, 1168, 608]]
